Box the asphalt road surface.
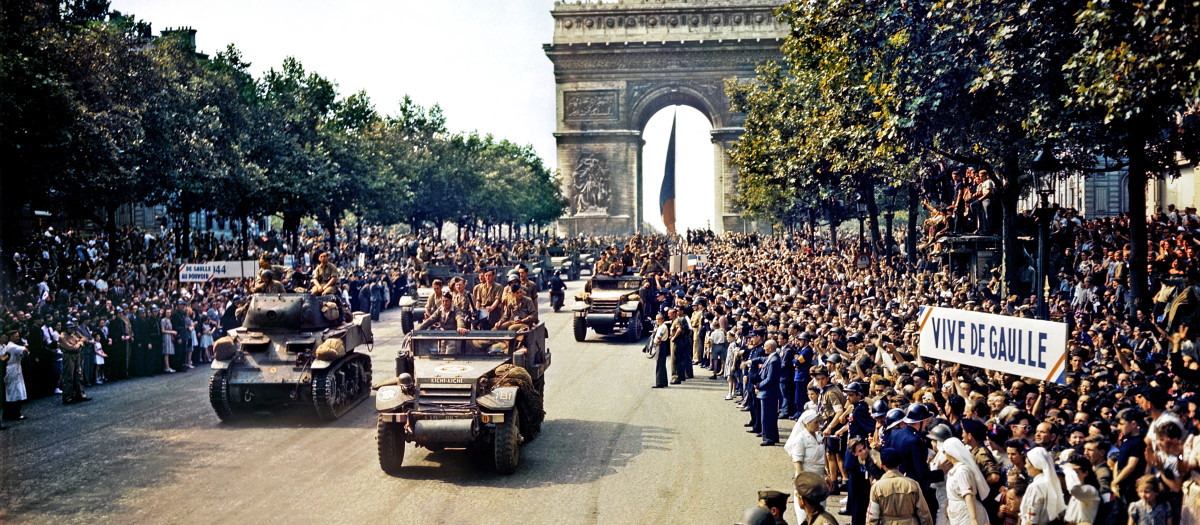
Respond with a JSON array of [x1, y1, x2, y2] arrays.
[[1, 278, 845, 524]]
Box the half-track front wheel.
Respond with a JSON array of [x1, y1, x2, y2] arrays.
[[573, 316, 587, 342], [493, 407, 521, 475], [377, 421, 405, 475], [209, 369, 235, 421], [626, 315, 643, 342], [400, 310, 414, 334]]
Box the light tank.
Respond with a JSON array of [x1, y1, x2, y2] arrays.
[[209, 293, 373, 420]]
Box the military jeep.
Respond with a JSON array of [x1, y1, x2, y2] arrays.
[[571, 275, 646, 342], [375, 324, 550, 475], [209, 293, 373, 421]]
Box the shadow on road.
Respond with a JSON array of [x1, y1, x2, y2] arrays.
[[383, 418, 675, 488]]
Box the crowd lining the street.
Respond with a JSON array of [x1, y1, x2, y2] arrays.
[[1, 206, 1198, 525]]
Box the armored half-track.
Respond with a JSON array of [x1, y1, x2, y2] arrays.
[[547, 246, 581, 281], [209, 293, 373, 421], [374, 324, 551, 475], [571, 275, 646, 342]]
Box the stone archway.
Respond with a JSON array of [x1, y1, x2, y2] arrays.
[[544, 0, 785, 236]]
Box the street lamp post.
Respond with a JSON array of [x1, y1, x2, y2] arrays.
[[1031, 145, 1062, 320]]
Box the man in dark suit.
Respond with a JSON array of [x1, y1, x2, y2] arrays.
[[756, 339, 782, 446]]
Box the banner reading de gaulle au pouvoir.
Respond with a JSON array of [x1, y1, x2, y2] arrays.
[[917, 306, 1070, 384]]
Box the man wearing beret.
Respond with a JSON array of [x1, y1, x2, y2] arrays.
[[794, 471, 837, 525], [868, 449, 933, 525]]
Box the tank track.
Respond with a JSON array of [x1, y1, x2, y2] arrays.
[[312, 352, 372, 420]]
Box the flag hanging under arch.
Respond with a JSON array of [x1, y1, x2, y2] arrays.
[[659, 111, 677, 235]]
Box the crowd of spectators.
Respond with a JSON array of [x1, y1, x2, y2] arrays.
[[3, 204, 1200, 525], [0, 223, 585, 415], [644, 213, 1199, 525]]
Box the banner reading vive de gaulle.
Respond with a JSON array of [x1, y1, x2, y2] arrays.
[[917, 306, 1070, 384]]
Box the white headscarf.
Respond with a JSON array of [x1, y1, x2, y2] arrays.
[[942, 438, 990, 500], [1024, 447, 1066, 522]]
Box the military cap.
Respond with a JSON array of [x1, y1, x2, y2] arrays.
[[810, 365, 828, 377], [793, 471, 829, 503], [740, 507, 774, 525], [912, 368, 931, 380], [961, 418, 987, 443], [758, 490, 789, 510]]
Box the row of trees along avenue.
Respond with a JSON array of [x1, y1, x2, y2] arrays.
[[1, 0, 567, 269], [726, 0, 1200, 313]]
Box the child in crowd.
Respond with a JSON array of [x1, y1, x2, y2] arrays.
[[1127, 475, 1171, 525]]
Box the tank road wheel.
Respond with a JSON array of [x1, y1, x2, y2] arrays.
[[313, 354, 372, 420], [493, 407, 521, 475], [377, 421, 405, 475], [209, 370, 235, 421], [626, 315, 643, 342], [573, 316, 587, 342], [400, 310, 414, 334]]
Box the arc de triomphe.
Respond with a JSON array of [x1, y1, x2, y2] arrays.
[[544, 0, 785, 236]]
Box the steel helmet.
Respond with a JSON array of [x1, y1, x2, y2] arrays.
[[903, 403, 933, 424], [870, 399, 889, 418], [844, 381, 866, 396], [928, 423, 953, 443], [885, 408, 906, 430]]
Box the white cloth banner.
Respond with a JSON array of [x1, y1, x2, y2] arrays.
[[178, 261, 258, 282], [917, 306, 1070, 384]]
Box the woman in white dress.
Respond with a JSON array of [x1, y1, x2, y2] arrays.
[[1020, 447, 1066, 525], [3, 329, 31, 421], [784, 409, 826, 524], [942, 437, 990, 525]]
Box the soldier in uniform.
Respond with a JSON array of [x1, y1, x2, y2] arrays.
[[758, 489, 792, 525], [515, 265, 538, 308], [473, 268, 504, 329], [258, 254, 294, 288], [814, 365, 847, 491], [418, 292, 468, 334], [961, 418, 1002, 523], [252, 270, 286, 294], [869, 449, 934, 525], [669, 307, 692, 384], [496, 284, 537, 331], [310, 252, 340, 296], [58, 321, 93, 405], [795, 471, 838, 525], [454, 246, 476, 273]]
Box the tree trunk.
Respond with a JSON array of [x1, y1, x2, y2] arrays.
[[1126, 127, 1150, 319], [826, 201, 838, 246], [322, 212, 337, 242], [999, 150, 1021, 299], [864, 180, 882, 248], [105, 204, 120, 272], [906, 184, 920, 264]]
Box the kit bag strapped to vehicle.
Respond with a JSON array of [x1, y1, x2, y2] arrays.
[[493, 363, 544, 440], [315, 338, 346, 361], [213, 336, 237, 361]]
